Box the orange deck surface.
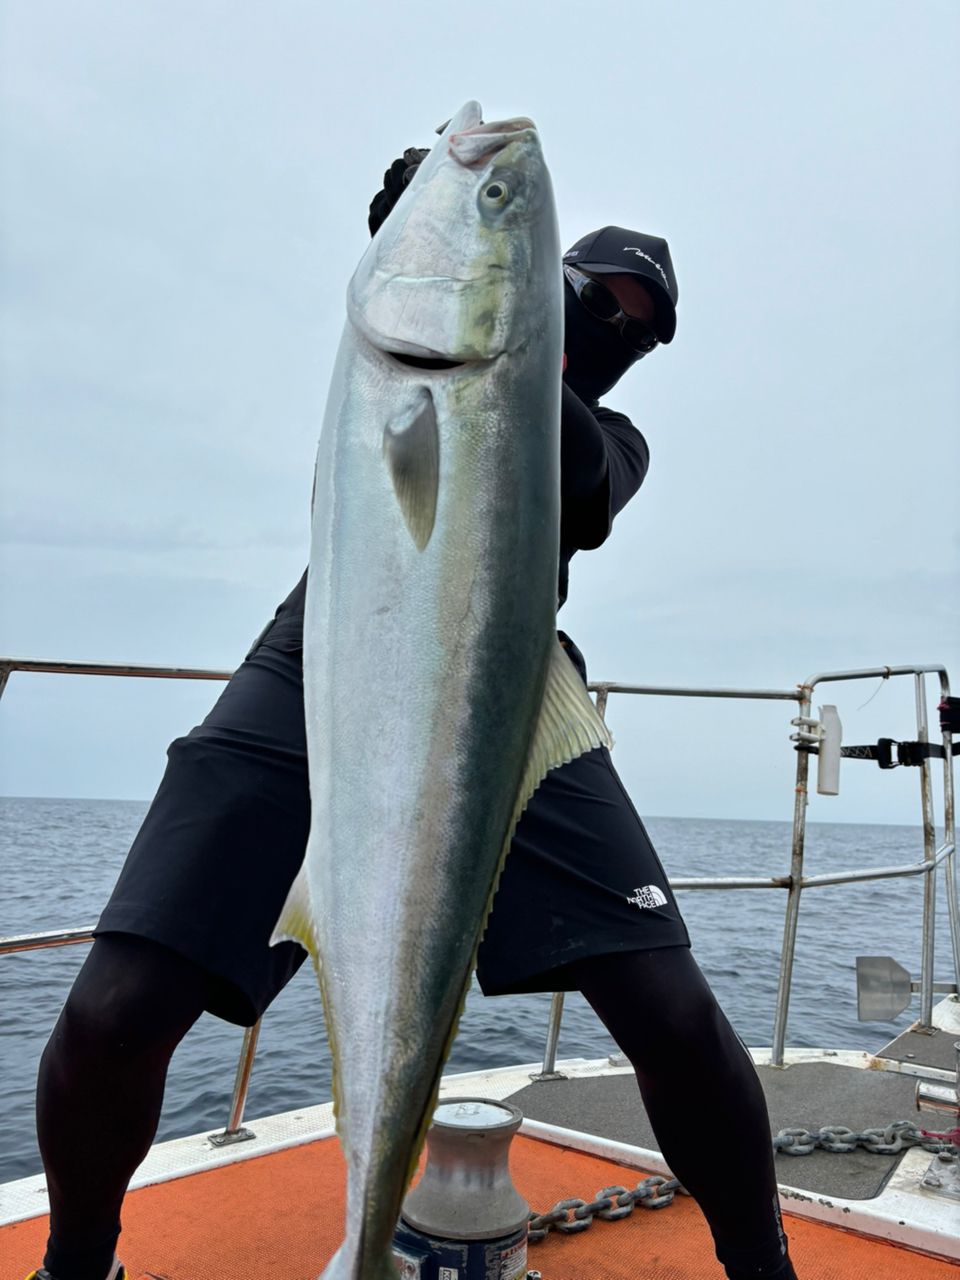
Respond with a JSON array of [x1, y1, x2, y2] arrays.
[[4, 1134, 957, 1280]]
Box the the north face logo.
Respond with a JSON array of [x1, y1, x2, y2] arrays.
[[627, 885, 668, 910]]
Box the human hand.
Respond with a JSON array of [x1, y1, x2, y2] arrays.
[[368, 147, 430, 236]]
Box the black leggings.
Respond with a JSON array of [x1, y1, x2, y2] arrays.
[[37, 935, 207, 1280], [569, 947, 790, 1276], [38, 936, 790, 1280]]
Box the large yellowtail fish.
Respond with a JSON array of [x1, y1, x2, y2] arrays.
[[273, 100, 610, 1280]]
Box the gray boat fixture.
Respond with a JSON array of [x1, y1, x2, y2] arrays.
[[394, 1099, 529, 1280]]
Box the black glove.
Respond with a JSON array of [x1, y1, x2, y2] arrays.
[[368, 147, 430, 237]]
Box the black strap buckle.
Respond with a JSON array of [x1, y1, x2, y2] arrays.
[[840, 737, 955, 768], [898, 740, 949, 766], [897, 741, 922, 767]]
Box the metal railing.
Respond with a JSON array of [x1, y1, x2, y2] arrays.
[[540, 664, 958, 1072], [0, 658, 252, 1139], [1, 657, 957, 1141]]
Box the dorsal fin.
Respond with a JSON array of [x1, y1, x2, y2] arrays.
[[383, 392, 440, 551]]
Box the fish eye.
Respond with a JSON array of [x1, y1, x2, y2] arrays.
[[481, 180, 509, 208]]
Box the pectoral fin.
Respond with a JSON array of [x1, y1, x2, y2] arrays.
[[383, 391, 439, 551]]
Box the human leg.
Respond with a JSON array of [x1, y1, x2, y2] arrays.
[[571, 945, 796, 1279], [36, 935, 209, 1280], [478, 724, 796, 1276], [33, 601, 312, 1279]]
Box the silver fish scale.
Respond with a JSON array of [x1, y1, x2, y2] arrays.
[[294, 101, 566, 1280]]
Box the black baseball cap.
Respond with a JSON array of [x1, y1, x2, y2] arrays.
[[563, 226, 678, 343]]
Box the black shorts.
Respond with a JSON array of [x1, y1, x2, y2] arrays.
[[96, 588, 689, 1025]]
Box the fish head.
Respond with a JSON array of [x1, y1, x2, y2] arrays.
[[348, 101, 560, 366]]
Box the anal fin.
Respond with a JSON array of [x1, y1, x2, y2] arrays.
[[270, 862, 318, 959], [510, 638, 613, 854]]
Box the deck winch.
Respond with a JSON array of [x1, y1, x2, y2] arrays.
[[393, 1097, 530, 1280]]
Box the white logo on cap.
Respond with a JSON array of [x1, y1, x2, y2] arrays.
[[623, 247, 670, 292]]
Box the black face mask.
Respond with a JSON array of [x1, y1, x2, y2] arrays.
[[562, 279, 643, 404]]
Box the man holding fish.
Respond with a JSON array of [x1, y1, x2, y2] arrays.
[[28, 105, 798, 1280]]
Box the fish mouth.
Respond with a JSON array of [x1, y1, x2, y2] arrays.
[[448, 116, 538, 167], [357, 325, 498, 372], [379, 342, 498, 373], [387, 351, 465, 371]]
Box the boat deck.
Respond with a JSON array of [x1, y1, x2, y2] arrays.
[[3, 1130, 956, 1280], [3, 1009, 957, 1277], [512, 1062, 918, 1201]]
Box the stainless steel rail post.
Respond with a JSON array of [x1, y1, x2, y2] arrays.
[[916, 673, 939, 1029], [771, 681, 810, 1067], [533, 993, 566, 1080], [209, 1019, 262, 1146], [940, 672, 960, 990]]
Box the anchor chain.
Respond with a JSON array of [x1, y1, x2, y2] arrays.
[[528, 1119, 956, 1243], [528, 1175, 688, 1243], [772, 1119, 957, 1157]]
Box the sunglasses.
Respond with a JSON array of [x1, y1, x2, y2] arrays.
[[563, 265, 659, 354]]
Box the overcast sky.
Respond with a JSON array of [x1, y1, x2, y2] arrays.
[[1, 1, 958, 828]]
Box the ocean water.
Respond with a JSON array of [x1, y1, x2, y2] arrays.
[[0, 796, 956, 1184]]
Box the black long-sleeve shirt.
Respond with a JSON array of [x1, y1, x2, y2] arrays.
[[557, 382, 648, 608], [268, 383, 648, 630]]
